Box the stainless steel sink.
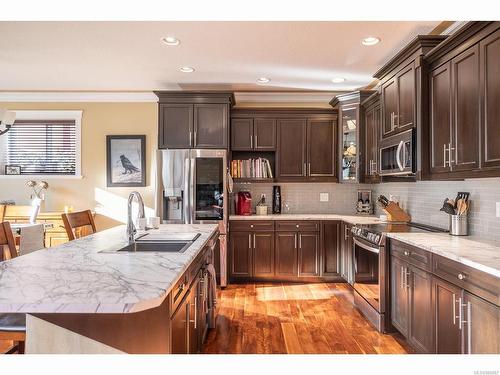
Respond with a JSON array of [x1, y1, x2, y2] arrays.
[[116, 233, 201, 253]]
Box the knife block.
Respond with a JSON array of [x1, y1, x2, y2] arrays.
[[380, 202, 411, 223]]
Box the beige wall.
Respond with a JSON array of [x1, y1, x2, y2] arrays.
[[0, 102, 158, 230]]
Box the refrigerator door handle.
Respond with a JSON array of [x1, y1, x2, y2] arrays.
[[190, 154, 196, 225], [183, 156, 191, 224]]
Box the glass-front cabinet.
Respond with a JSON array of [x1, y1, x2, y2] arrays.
[[331, 90, 376, 183]]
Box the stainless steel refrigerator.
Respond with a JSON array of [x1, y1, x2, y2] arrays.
[[156, 149, 228, 286]]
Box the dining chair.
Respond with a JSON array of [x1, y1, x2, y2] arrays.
[[61, 210, 97, 241], [0, 221, 26, 354]]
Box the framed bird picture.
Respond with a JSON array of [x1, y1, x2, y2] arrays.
[[106, 135, 146, 187]]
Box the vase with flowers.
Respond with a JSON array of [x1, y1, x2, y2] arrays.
[[27, 180, 49, 223]]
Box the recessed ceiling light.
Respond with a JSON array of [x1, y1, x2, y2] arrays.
[[362, 36, 381, 46], [256, 77, 271, 84], [331, 77, 346, 83], [179, 66, 195, 73], [161, 36, 180, 46]]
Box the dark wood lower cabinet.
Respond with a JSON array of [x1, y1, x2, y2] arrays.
[[408, 265, 434, 353], [321, 221, 342, 278], [275, 232, 298, 277], [432, 276, 462, 354], [391, 256, 409, 336], [229, 231, 252, 278], [298, 232, 320, 277], [253, 232, 275, 277], [170, 295, 189, 354], [340, 222, 353, 284]]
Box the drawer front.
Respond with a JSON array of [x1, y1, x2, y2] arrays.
[[433, 254, 500, 307], [275, 221, 320, 232], [230, 220, 274, 231], [171, 271, 190, 315], [390, 239, 432, 271]]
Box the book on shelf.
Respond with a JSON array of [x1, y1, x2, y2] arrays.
[[230, 158, 273, 179]]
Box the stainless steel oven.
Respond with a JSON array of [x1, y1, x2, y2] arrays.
[[379, 129, 415, 176]]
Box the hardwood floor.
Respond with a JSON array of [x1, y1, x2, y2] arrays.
[[203, 282, 412, 354]]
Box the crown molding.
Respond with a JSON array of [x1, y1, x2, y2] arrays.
[[234, 91, 341, 104], [0, 92, 158, 102]]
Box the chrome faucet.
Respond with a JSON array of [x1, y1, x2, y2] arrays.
[[127, 191, 145, 243]]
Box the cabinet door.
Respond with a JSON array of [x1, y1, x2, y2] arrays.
[[231, 118, 253, 150], [340, 222, 353, 284], [230, 232, 252, 278], [171, 295, 189, 354], [307, 118, 336, 177], [321, 221, 341, 277], [254, 118, 276, 150], [451, 45, 480, 172], [188, 280, 200, 354], [277, 119, 307, 178], [391, 256, 409, 336], [364, 107, 376, 178], [430, 62, 453, 174], [381, 78, 398, 138], [298, 232, 320, 277], [480, 28, 500, 170], [193, 103, 228, 148], [339, 105, 359, 182], [408, 265, 434, 353], [463, 291, 500, 354], [432, 276, 462, 354], [253, 232, 275, 277], [396, 63, 415, 131], [275, 232, 298, 277], [159, 104, 193, 149]]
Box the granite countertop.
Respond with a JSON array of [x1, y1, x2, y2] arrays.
[[386, 233, 500, 278], [0, 224, 218, 314], [229, 213, 382, 225]]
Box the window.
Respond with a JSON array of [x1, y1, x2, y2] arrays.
[[0, 110, 82, 177]]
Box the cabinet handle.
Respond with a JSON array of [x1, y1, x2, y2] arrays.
[[250, 134, 253, 148], [248, 234, 252, 249], [457, 273, 466, 281], [344, 226, 349, 241], [194, 131, 197, 146], [294, 234, 297, 249], [303, 163, 306, 176], [405, 268, 410, 289], [390, 112, 394, 131], [404, 250, 411, 257], [308, 163, 311, 176], [457, 297, 469, 330], [443, 144, 449, 167], [453, 293, 457, 325], [448, 142, 455, 166], [401, 266, 405, 289], [299, 234, 302, 249], [467, 301, 472, 354], [194, 295, 198, 329], [253, 234, 256, 249], [255, 135, 258, 148], [250, 224, 254, 228], [189, 131, 193, 147]]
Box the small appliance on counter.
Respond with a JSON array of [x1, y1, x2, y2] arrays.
[[439, 192, 470, 236], [356, 190, 372, 215], [376, 195, 411, 222], [272, 185, 281, 214], [235, 191, 252, 216], [256, 194, 268, 216]]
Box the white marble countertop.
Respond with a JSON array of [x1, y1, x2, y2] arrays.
[[0, 224, 218, 314], [386, 233, 500, 278], [229, 213, 382, 225]]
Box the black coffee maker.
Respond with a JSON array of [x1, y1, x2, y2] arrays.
[[272, 185, 281, 214]]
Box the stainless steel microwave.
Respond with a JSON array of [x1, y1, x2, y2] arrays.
[[379, 129, 415, 176]]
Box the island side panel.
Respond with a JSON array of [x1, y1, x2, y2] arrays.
[[30, 296, 172, 354]]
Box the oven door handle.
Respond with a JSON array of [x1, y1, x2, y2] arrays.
[[353, 238, 380, 254], [396, 140, 405, 171]]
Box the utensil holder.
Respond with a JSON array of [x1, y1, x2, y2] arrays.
[[449, 215, 468, 236]]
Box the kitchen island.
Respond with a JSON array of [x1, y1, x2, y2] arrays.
[[0, 224, 219, 354]]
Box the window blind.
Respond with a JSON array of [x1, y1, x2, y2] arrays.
[[6, 119, 76, 175]]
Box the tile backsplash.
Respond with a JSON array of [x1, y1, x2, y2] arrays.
[[234, 177, 500, 243], [232, 182, 371, 215], [373, 178, 500, 242]]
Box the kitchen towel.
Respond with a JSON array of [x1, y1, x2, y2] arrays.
[[19, 223, 45, 255], [162, 150, 187, 197]]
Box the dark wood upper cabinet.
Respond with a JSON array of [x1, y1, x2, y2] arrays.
[[159, 104, 193, 149], [396, 63, 416, 130], [298, 232, 320, 277], [254, 118, 277, 150], [321, 221, 341, 278], [463, 291, 500, 354], [429, 62, 452, 175], [382, 79, 398, 137], [433, 276, 462, 354], [155, 92, 234, 149], [231, 118, 253, 150], [277, 119, 307, 178], [275, 232, 298, 277], [451, 45, 480, 172], [362, 93, 381, 182], [252, 232, 275, 277], [307, 118, 336, 177], [229, 231, 253, 278], [480, 28, 500, 171]]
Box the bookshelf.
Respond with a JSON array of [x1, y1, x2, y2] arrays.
[[230, 151, 275, 182]]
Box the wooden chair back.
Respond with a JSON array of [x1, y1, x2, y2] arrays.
[[61, 210, 97, 241], [0, 205, 5, 221], [0, 221, 18, 262]]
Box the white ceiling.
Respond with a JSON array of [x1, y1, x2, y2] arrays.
[[0, 21, 440, 92]]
